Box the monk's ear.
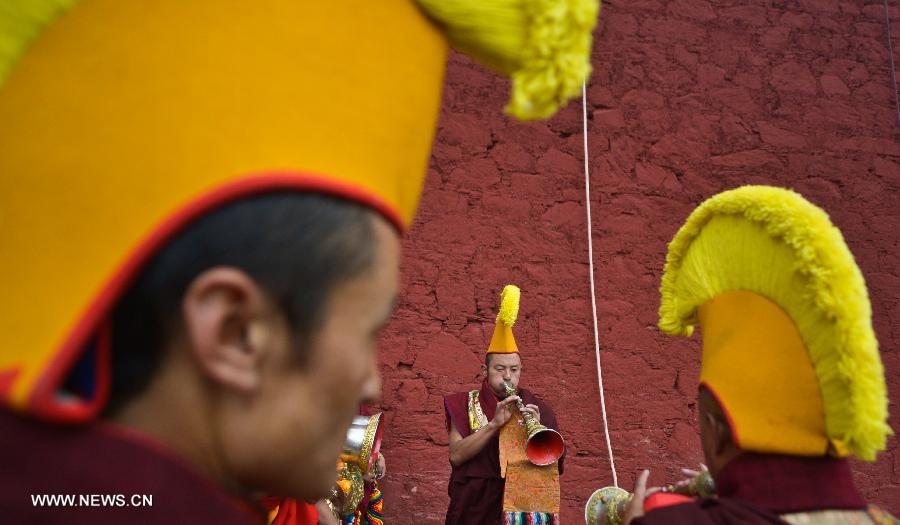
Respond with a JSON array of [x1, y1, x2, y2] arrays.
[[707, 413, 732, 455], [181, 267, 270, 394]]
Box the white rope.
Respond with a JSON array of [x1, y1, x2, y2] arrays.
[[582, 81, 618, 488]]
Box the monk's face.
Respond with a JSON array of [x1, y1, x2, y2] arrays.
[[221, 216, 398, 500], [485, 352, 522, 397]]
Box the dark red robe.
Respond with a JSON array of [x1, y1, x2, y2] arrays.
[[634, 453, 871, 524], [443, 380, 565, 525], [0, 407, 266, 524]]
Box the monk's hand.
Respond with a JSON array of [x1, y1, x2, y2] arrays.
[[666, 463, 708, 495], [522, 403, 541, 424], [375, 453, 387, 480], [623, 469, 650, 525], [490, 396, 519, 429], [363, 453, 386, 482], [315, 499, 341, 525]]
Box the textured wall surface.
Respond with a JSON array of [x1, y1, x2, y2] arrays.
[[374, 1, 900, 522]]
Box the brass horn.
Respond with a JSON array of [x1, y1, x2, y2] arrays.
[[340, 413, 384, 476], [584, 472, 715, 524], [502, 381, 565, 466], [329, 413, 384, 517], [584, 487, 631, 525]]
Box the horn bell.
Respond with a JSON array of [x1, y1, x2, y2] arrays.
[[340, 412, 384, 476]]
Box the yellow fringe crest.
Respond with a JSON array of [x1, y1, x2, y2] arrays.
[[497, 284, 520, 327], [658, 185, 891, 461], [0, 0, 78, 88], [414, 0, 600, 120]]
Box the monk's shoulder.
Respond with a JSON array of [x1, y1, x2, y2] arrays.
[[444, 391, 471, 404]]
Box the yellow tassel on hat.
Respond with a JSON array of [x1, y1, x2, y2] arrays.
[[488, 285, 520, 354], [415, 0, 600, 120], [496, 284, 520, 327]]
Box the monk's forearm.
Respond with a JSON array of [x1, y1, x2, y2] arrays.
[[449, 422, 498, 466]]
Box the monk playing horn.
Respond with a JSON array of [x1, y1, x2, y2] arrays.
[[444, 285, 566, 525]]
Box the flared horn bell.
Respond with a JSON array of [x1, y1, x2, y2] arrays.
[[584, 486, 631, 525], [340, 413, 384, 476], [525, 424, 565, 466], [501, 382, 565, 466]]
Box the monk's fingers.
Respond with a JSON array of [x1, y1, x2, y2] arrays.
[[522, 404, 540, 421], [633, 469, 650, 501], [623, 470, 650, 524], [500, 396, 520, 407]]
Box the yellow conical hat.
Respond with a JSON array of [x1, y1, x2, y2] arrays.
[[488, 285, 521, 355], [0, 0, 599, 421], [658, 186, 891, 461]]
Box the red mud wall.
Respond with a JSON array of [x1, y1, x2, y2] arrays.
[[375, 1, 900, 522]]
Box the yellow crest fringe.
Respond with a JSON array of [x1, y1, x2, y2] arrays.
[[658, 185, 891, 461], [414, 0, 600, 120], [0, 0, 78, 88], [497, 284, 520, 327]]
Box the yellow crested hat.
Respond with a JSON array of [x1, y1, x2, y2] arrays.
[[658, 186, 891, 461], [0, 0, 599, 421], [488, 285, 521, 355]]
